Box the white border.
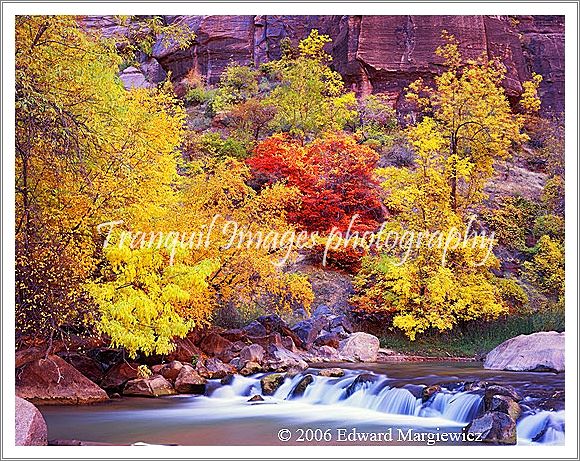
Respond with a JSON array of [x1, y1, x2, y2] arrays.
[[2, 2, 578, 459]]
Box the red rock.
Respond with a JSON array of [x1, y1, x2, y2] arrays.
[[57, 352, 104, 384], [165, 334, 203, 363], [158, 360, 183, 382], [174, 367, 207, 394], [196, 357, 235, 379], [123, 375, 176, 397], [16, 355, 108, 405], [100, 362, 139, 393], [199, 332, 234, 362], [15, 347, 44, 369]]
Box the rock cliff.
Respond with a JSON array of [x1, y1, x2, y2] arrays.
[[84, 15, 564, 113]]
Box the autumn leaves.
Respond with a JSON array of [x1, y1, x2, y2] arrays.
[[15, 18, 555, 356]]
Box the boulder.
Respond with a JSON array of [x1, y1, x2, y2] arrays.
[[243, 321, 268, 337], [15, 347, 44, 368], [16, 355, 108, 405], [338, 332, 380, 362], [196, 357, 235, 379], [100, 362, 140, 393], [317, 345, 339, 360], [199, 332, 234, 362], [119, 66, 152, 90], [289, 374, 314, 398], [330, 326, 349, 339], [292, 318, 325, 346], [312, 305, 333, 317], [221, 328, 247, 342], [281, 336, 300, 353], [239, 361, 262, 376], [422, 385, 442, 402], [329, 315, 354, 333], [158, 361, 184, 382], [57, 352, 104, 384], [248, 332, 283, 350], [257, 314, 304, 347], [318, 367, 345, 377], [465, 412, 517, 445], [174, 367, 207, 394], [248, 394, 264, 402], [123, 375, 176, 397], [140, 57, 167, 84], [165, 333, 203, 363], [239, 344, 265, 364], [264, 344, 308, 373], [487, 395, 522, 420], [484, 331, 564, 372], [313, 332, 340, 349], [260, 373, 285, 396], [15, 397, 47, 446], [231, 340, 248, 353], [484, 384, 522, 403], [256, 314, 287, 334]]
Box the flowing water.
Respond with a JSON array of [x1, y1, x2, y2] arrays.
[[39, 361, 564, 446]]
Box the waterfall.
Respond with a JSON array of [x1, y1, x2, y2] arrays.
[[205, 370, 565, 445], [517, 410, 565, 445], [209, 371, 484, 424]]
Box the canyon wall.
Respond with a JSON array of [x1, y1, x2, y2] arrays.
[[85, 15, 564, 113]]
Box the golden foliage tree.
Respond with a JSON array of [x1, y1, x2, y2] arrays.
[[406, 31, 534, 213], [350, 33, 542, 340], [16, 16, 186, 344], [263, 30, 356, 140]]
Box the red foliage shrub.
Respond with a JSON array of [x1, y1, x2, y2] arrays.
[[248, 133, 384, 233]]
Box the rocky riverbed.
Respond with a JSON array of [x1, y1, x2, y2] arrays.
[[15, 311, 565, 446]]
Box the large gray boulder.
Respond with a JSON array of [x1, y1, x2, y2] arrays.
[[338, 332, 380, 362], [15, 397, 47, 446], [118, 66, 152, 90], [264, 345, 308, 373], [484, 331, 564, 372]]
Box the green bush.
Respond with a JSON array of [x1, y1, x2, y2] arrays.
[[184, 131, 248, 161], [184, 87, 215, 107], [481, 195, 540, 250]]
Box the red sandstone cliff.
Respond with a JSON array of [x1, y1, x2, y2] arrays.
[[84, 15, 564, 113]]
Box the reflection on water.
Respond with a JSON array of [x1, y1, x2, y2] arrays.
[[38, 361, 564, 446]]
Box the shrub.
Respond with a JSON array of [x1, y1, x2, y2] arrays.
[[524, 235, 565, 299]]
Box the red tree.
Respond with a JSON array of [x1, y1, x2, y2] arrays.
[[248, 133, 384, 233]]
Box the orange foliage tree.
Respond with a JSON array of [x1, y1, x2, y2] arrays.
[[247, 133, 384, 233]]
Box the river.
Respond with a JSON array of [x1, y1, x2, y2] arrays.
[[38, 361, 565, 446]]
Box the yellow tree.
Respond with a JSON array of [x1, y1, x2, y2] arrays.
[[350, 33, 540, 339], [406, 31, 533, 213], [89, 159, 313, 357], [15, 16, 186, 345], [351, 117, 510, 340], [263, 29, 356, 141]]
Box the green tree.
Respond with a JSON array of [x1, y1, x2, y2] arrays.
[[264, 29, 356, 140]]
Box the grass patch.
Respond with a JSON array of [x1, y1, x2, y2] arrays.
[[376, 308, 564, 358]]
